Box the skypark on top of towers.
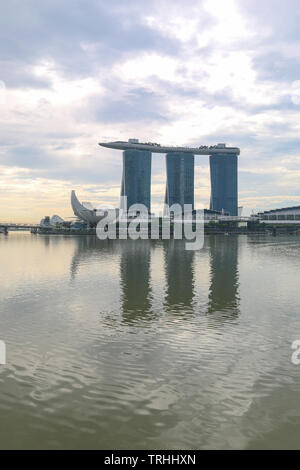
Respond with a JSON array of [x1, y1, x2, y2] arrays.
[[99, 139, 240, 155]]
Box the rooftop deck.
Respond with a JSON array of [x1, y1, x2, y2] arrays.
[[99, 140, 240, 155]]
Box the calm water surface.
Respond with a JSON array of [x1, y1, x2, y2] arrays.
[[0, 232, 300, 449]]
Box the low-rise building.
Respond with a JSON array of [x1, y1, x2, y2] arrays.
[[257, 206, 300, 221]]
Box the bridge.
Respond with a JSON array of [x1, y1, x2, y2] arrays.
[[0, 223, 40, 233]]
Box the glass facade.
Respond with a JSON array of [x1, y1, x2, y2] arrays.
[[121, 149, 152, 213], [209, 153, 238, 216], [164, 153, 194, 211]]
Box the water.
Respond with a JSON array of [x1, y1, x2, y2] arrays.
[[0, 232, 300, 449]]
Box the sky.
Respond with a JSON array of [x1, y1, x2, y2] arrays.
[[1, 0, 300, 222]]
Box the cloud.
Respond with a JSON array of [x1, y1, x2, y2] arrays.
[[0, 0, 180, 81], [2, 0, 300, 220], [85, 87, 168, 124]]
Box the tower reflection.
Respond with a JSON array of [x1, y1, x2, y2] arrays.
[[163, 240, 195, 313], [207, 236, 240, 317], [70, 236, 118, 280], [119, 240, 153, 323]]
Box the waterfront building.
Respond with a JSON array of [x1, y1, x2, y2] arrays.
[[99, 139, 240, 156], [71, 190, 118, 226], [50, 215, 64, 226], [257, 206, 300, 221], [210, 153, 238, 216], [120, 149, 152, 214], [99, 139, 240, 215], [40, 216, 51, 227], [164, 153, 194, 212]]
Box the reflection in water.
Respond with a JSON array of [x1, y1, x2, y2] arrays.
[[1, 233, 300, 449], [69, 236, 239, 321], [163, 240, 195, 313], [70, 236, 117, 280], [42, 235, 50, 248], [207, 236, 240, 316], [70, 236, 98, 280], [120, 240, 153, 322]]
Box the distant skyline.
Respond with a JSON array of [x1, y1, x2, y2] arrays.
[[1, 0, 300, 221]]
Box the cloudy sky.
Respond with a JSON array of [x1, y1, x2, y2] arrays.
[[1, 0, 300, 221]]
